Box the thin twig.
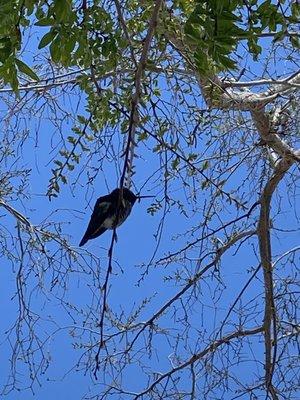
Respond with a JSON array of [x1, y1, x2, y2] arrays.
[[94, 229, 117, 378], [93, 0, 163, 376], [133, 326, 264, 399], [157, 202, 259, 264], [125, 229, 256, 354]]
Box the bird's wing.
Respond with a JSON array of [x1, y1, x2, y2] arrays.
[[79, 196, 111, 244]]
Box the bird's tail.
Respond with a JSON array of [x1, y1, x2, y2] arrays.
[[79, 236, 88, 247], [79, 227, 107, 247]]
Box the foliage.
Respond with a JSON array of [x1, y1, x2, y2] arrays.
[[185, 0, 300, 71]]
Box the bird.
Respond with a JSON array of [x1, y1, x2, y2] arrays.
[[79, 187, 153, 247]]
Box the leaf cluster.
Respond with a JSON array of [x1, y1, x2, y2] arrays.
[[183, 0, 300, 73]]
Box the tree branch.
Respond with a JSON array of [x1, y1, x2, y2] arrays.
[[134, 326, 264, 399], [119, 0, 163, 189], [257, 158, 294, 400], [125, 229, 256, 353]]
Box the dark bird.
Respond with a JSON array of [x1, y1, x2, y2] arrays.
[[79, 188, 153, 247]]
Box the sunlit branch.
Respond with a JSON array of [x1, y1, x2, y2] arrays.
[[223, 70, 300, 89], [258, 157, 294, 399]]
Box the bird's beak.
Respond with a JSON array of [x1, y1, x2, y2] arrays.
[[136, 195, 155, 201]]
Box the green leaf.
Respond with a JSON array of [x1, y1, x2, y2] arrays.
[[64, 35, 76, 54], [67, 136, 76, 144], [61, 175, 67, 184], [201, 180, 209, 189], [53, 0, 72, 22], [292, 2, 300, 18], [202, 160, 209, 170], [72, 126, 83, 135], [171, 157, 180, 170], [248, 39, 262, 61], [1, 60, 19, 93], [79, 143, 89, 152], [15, 59, 39, 81], [290, 36, 300, 49], [38, 30, 58, 49], [25, 0, 35, 16], [50, 37, 61, 63], [54, 160, 63, 167], [67, 163, 74, 171], [85, 134, 94, 141], [78, 115, 88, 124], [0, 38, 13, 62], [53, 181, 60, 193], [137, 131, 148, 142], [35, 18, 55, 27], [59, 149, 69, 157], [217, 54, 237, 70]]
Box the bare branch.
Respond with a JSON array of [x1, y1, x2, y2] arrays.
[[258, 157, 294, 399], [134, 326, 264, 399], [223, 70, 300, 89], [125, 229, 257, 353]]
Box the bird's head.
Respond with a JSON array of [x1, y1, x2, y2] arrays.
[[111, 188, 154, 204]]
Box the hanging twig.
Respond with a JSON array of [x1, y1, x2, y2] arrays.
[[93, 0, 163, 377]]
